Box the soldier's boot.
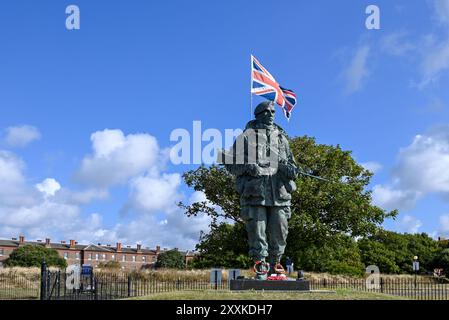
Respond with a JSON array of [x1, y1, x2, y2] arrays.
[[254, 260, 269, 280]]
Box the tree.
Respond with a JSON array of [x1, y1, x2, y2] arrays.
[[358, 231, 440, 274], [179, 136, 397, 273], [155, 249, 185, 269], [5, 245, 67, 268], [192, 223, 252, 269], [358, 238, 401, 274], [434, 248, 449, 274], [294, 234, 365, 276]]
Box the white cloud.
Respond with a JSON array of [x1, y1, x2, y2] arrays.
[[393, 127, 449, 194], [395, 215, 422, 234], [381, 32, 415, 56], [0, 129, 212, 251], [74, 129, 164, 188], [373, 125, 449, 212], [371, 184, 420, 211], [0, 150, 26, 185], [420, 40, 449, 87], [361, 161, 383, 174], [417, 0, 449, 87], [56, 188, 108, 205], [124, 173, 182, 214], [35, 178, 61, 197], [0, 151, 38, 208], [439, 214, 449, 237], [342, 45, 370, 94], [434, 0, 449, 25], [4, 125, 41, 147]]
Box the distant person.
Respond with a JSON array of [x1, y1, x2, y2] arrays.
[[285, 257, 293, 275]]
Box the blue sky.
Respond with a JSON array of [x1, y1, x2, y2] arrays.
[[1, 0, 449, 250]]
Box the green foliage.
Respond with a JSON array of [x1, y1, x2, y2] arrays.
[[179, 136, 396, 275], [156, 249, 185, 269], [5, 245, 67, 268], [433, 248, 449, 274], [289, 136, 396, 240], [180, 136, 396, 238], [358, 238, 400, 274], [98, 260, 121, 269], [358, 231, 440, 274], [191, 223, 252, 269], [293, 235, 365, 276]]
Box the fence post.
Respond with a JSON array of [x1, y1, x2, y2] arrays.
[[94, 278, 98, 300], [214, 270, 218, 291], [128, 274, 132, 297], [40, 261, 47, 300], [380, 277, 384, 293], [57, 270, 61, 299]]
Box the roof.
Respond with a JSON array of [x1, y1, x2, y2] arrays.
[[0, 239, 157, 254], [0, 240, 19, 247]]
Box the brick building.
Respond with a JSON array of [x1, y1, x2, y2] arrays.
[[0, 235, 196, 270]]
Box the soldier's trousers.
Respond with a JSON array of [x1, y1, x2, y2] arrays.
[[241, 205, 290, 263]]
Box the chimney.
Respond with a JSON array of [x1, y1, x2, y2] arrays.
[[137, 244, 142, 252], [45, 238, 51, 247], [19, 235, 25, 244], [60, 240, 66, 244], [70, 239, 75, 248], [116, 242, 122, 252], [156, 245, 160, 253]]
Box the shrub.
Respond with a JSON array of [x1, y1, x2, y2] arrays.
[[155, 250, 185, 269], [5, 245, 67, 268], [98, 260, 121, 270]]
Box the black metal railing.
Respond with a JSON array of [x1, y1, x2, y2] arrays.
[[0, 271, 40, 300], [1, 266, 448, 300], [309, 277, 449, 300]]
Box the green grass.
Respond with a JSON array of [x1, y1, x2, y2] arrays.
[[127, 289, 406, 300]]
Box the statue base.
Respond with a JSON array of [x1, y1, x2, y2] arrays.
[[230, 278, 310, 291]]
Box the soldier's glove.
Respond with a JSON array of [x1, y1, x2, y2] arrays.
[[278, 161, 299, 180]]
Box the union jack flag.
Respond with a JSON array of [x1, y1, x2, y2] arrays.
[[280, 86, 297, 120], [251, 55, 285, 108], [251, 55, 297, 120]]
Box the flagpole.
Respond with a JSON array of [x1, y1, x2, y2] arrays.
[[250, 54, 253, 119]]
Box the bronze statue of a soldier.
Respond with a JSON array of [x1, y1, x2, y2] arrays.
[[223, 100, 299, 280]]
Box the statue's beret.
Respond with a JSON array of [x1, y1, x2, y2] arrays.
[[254, 101, 275, 116]]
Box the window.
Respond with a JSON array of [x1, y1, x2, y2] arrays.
[[132, 256, 136, 262], [88, 253, 92, 260], [95, 254, 99, 261], [122, 255, 126, 262], [64, 252, 68, 260], [0, 248, 4, 256], [142, 256, 146, 262], [76, 253, 80, 260], [102, 254, 106, 260], [111, 254, 115, 261]]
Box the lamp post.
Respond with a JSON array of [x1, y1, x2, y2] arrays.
[[413, 256, 419, 289]]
